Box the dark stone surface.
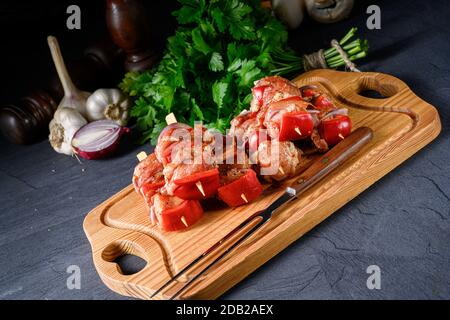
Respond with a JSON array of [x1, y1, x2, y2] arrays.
[[0, 0, 449, 299]]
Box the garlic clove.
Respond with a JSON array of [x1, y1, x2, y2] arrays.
[[110, 88, 123, 104], [49, 107, 87, 156]]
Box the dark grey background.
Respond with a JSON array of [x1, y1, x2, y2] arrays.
[[0, 0, 449, 299]]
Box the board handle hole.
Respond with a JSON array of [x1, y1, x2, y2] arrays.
[[357, 76, 400, 99], [358, 89, 387, 99], [114, 254, 147, 275], [102, 241, 148, 276]]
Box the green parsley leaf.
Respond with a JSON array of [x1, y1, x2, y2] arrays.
[[227, 58, 242, 72], [235, 59, 262, 87], [229, 17, 255, 40], [191, 27, 212, 55], [211, 7, 226, 33], [191, 98, 204, 121], [209, 52, 224, 72], [212, 80, 228, 110], [173, 0, 205, 24]]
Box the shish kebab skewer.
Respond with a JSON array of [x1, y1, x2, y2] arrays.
[[164, 113, 249, 201], [133, 114, 204, 228], [135, 113, 248, 229], [132, 76, 353, 232], [134, 150, 203, 231], [164, 112, 211, 197]]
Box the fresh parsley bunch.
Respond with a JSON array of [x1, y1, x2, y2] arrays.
[[120, 0, 288, 144], [120, 0, 367, 144]]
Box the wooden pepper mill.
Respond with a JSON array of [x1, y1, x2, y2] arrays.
[[0, 38, 124, 145], [106, 0, 157, 72], [0, 91, 58, 145]]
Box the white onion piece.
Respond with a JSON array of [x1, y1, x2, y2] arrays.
[[150, 206, 157, 225], [71, 120, 130, 160], [321, 108, 349, 121], [311, 113, 320, 128]]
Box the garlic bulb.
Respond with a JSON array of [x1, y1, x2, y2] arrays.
[[48, 36, 90, 117], [49, 107, 87, 155], [86, 88, 131, 126]]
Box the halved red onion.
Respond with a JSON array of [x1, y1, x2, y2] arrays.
[[71, 120, 130, 160], [321, 108, 349, 121]]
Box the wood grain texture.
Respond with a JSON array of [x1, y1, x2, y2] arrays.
[[83, 70, 441, 300]]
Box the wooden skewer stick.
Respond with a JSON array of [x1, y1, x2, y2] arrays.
[[196, 181, 206, 197], [278, 166, 285, 175], [241, 193, 248, 203], [165, 113, 177, 125], [73, 153, 83, 165], [180, 216, 188, 228], [137, 151, 148, 162], [338, 133, 345, 140], [294, 127, 302, 136]]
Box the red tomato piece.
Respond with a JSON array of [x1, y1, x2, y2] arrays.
[[252, 85, 271, 107], [314, 95, 334, 110], [158, 199, 204, 232], [218, 169, 263, 207], [278, 111, 314, 141], [319, 115, 352, 146], [172, 168, 220, 200]]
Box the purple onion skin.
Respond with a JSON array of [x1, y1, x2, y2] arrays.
[[73, 127, 130, 160]]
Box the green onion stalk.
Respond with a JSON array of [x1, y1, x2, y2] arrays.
[[271, 28, 369, 77]]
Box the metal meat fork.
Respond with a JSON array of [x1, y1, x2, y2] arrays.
[[150, 127, 373, 300]]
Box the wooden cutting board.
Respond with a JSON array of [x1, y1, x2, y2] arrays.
[[83, 70, 441, 300]]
